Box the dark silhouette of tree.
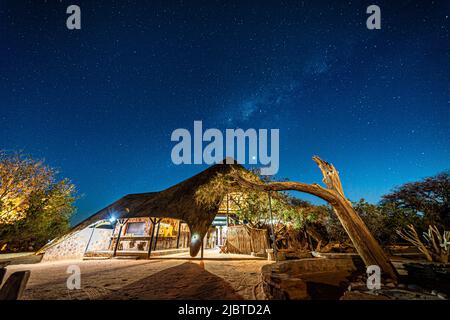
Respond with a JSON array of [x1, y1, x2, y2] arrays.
[[381, 171, 450, 230]]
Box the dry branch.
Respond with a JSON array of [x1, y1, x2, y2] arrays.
[[231, 156, 399, 282], [396, 224, 433, 262], [398, 224, 450, 263]]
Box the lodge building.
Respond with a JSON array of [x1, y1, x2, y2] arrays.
[[38, 162, 270, 261]]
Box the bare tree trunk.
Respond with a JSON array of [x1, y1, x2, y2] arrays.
[[233, 156, 398, 282]]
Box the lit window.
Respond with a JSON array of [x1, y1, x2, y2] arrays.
[[126, 222, 145, 235]]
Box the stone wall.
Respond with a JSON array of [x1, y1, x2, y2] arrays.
[[42, 227, 113, 262], [261, 258, 362, 299]]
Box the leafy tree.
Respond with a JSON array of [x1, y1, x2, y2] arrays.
[[323, 199, 424, 245], [196, 168, 310, 229], [379, 201, 424, 243], [196, 166, 449, 251], [196, 168, 331, 252], [381, 171, 450, 230], [0, 152, 76, 252], [324, 205, 349, 244]]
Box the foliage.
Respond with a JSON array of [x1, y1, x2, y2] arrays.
[[195, 168, 316, 229], [195, 167, 258, 210], [0, 152, 51, 224], [323, 199, 424, 245], [323, 206, 349, 243], [0, 152, 76, 252], [196, 166, 449, 250], [381, 171, 450, 230], [281, 198, 329, 231]]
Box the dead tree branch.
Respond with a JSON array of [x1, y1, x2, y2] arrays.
[[231, 156, 398, 282]]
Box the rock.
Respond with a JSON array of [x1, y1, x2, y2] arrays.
[[437, 292, 448, 300], [348, 282, 366, 291], [407, 284, 422, 291], [340, 291, 390, 300]]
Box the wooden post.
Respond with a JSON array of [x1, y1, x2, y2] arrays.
[[0, 271, 30, 300], [304, 225, 314, 251], [147, 218, 156, 259], [113, 222, 124, 257], [201, 237, 204, 259], [153, 219, 161, 251], [0, 268, 6, 285], [226, 193, 230, 226], [84, 224, 97, 255], [267, 191, 278, 261], [176, 221, 182, 249]]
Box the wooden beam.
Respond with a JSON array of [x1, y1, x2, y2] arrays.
[[147, 218, 156, 259], [84, 225, 96, 255], [112, 218, 129, 257], [153, 219, 161, 251], [0, 268, 6, 285], [267, 191, 278, 261], [176, 221, 182, 249], [112, 223, 123, 257], [0, 271, 30, 300], [201, 237, 204, 259], [226, 193, 230, 226]]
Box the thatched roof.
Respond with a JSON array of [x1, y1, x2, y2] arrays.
[[38, 160, 244, 257]]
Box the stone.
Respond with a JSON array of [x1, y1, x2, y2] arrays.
[[407, 284, 422, 291], [340, 291, 389, 300], [261, 258, 362, 300], [437, 292, 448, 300]]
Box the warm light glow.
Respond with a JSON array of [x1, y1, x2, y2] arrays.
[[191, 233, 200, 242]]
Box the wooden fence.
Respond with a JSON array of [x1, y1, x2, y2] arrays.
[[225, 225, 270, 255]]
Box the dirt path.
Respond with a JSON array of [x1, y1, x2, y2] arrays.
[[4, 250, 270, 300]]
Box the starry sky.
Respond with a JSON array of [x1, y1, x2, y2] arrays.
[[1, 0, 449, 225]]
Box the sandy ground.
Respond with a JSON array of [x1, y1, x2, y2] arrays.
[[4, 249, 271, 300]]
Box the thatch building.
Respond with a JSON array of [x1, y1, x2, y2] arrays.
[[37, 161, 269, 261]]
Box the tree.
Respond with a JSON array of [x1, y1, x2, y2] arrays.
[[196, 168, 283, 227], [232, 156, 398, 282], [381, 171, 450, 230], [378, 201, 424, 244], [397, 224, 449, 263], [0, 152, 76, 252], [196, 168, 313, 251], [196, 168, 315, 230]]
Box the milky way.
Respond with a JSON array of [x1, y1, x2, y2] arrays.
[[0, 0, 448, 224]]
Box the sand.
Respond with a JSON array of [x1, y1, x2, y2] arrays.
[[4, 249, 271, 300]]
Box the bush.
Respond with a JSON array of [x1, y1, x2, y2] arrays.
[[0, 152, 76, 252]]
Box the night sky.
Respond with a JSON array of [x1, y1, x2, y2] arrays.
[[1, 1, 449, 225]]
